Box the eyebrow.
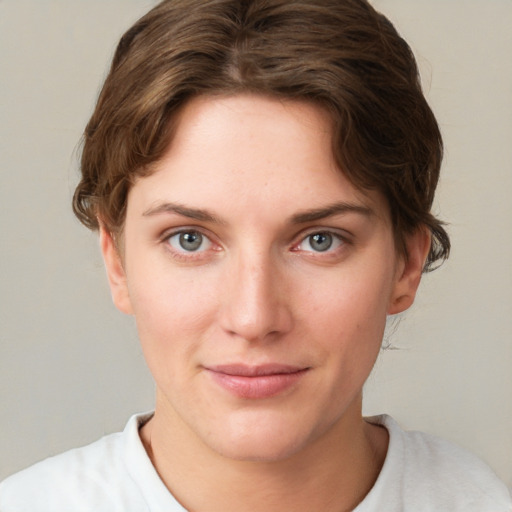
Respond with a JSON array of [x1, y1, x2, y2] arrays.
[[142, 200, 374, 225], [142, 202, 225, 224], [291, 201, 374, 224]]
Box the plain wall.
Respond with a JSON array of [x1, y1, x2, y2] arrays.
[[1, 0, 511, 485]]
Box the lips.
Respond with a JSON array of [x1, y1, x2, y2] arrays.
[[204, 364, 309, 399]]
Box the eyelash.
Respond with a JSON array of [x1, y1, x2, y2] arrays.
[[292, 230, 347, 254], [161, 227, 351, 262], [161, 228, 219, 262]]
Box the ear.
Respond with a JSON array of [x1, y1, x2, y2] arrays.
[[388, 228, 431, 315], [99, 226, 134, 315]]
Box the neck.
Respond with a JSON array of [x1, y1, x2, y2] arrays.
[[140, 392, 388, 512]]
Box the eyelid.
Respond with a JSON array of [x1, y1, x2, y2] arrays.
[[160, 226, 222, 259], [160, 225, 213, 242], [291, 227, 352, 253], [295, 225, 352, 242], [167, 230, 211, 252]]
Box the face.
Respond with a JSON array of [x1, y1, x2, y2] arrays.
[[102, 94, 427, 462]]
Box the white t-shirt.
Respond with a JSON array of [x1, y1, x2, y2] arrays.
[[1, 413, 510, 511]]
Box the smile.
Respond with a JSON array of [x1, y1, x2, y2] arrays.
[[204, 364, 310, 400]]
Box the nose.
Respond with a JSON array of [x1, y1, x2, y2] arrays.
[[219, 250, 293, 343]]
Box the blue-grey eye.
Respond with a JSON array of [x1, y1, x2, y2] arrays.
[[296, 231, 344, 253], [308, 232, 333, 252], [168, 231, 210, 252]]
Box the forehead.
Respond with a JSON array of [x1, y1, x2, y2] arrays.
[[128, 94, 388, 222], [159, 93, 335, 174]]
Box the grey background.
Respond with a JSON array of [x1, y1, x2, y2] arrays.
[[1, 0, 511, 485]]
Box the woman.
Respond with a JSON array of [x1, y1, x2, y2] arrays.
[[1, 0, 510, 510]]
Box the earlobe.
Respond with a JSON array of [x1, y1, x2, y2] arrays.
[[99, 226, 134, 315], [388, 228, 431, 315]]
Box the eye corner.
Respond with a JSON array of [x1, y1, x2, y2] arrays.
[[290, 229, 351, 257], [159, 227, 224, 264]]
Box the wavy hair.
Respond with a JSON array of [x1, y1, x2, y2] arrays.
[[73, 0, 450, 270]]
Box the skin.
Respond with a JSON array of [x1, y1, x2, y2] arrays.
[[100, 94, 430, 511]]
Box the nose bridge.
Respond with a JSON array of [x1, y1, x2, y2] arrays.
[[220, 245, 291, 342]]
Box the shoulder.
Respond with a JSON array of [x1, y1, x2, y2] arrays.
[[0, 413, 153, 512], [360, 415, 512, 512]]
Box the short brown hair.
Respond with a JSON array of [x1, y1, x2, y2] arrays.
[[73, 0, 450, 270]]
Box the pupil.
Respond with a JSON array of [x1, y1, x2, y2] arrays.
[[180, 232, 202, 251], [310, 233, 332, 252]]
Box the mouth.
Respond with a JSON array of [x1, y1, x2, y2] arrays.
[[204, 364, 310, 399]]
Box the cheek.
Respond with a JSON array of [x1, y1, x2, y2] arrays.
[[126, 265, 220, 371], [300, 264, 393, 365], [306, 269, 392, 329]]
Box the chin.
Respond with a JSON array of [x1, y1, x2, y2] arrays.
[[212, 435, 305, 463], [202, 411, 323, 463]]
